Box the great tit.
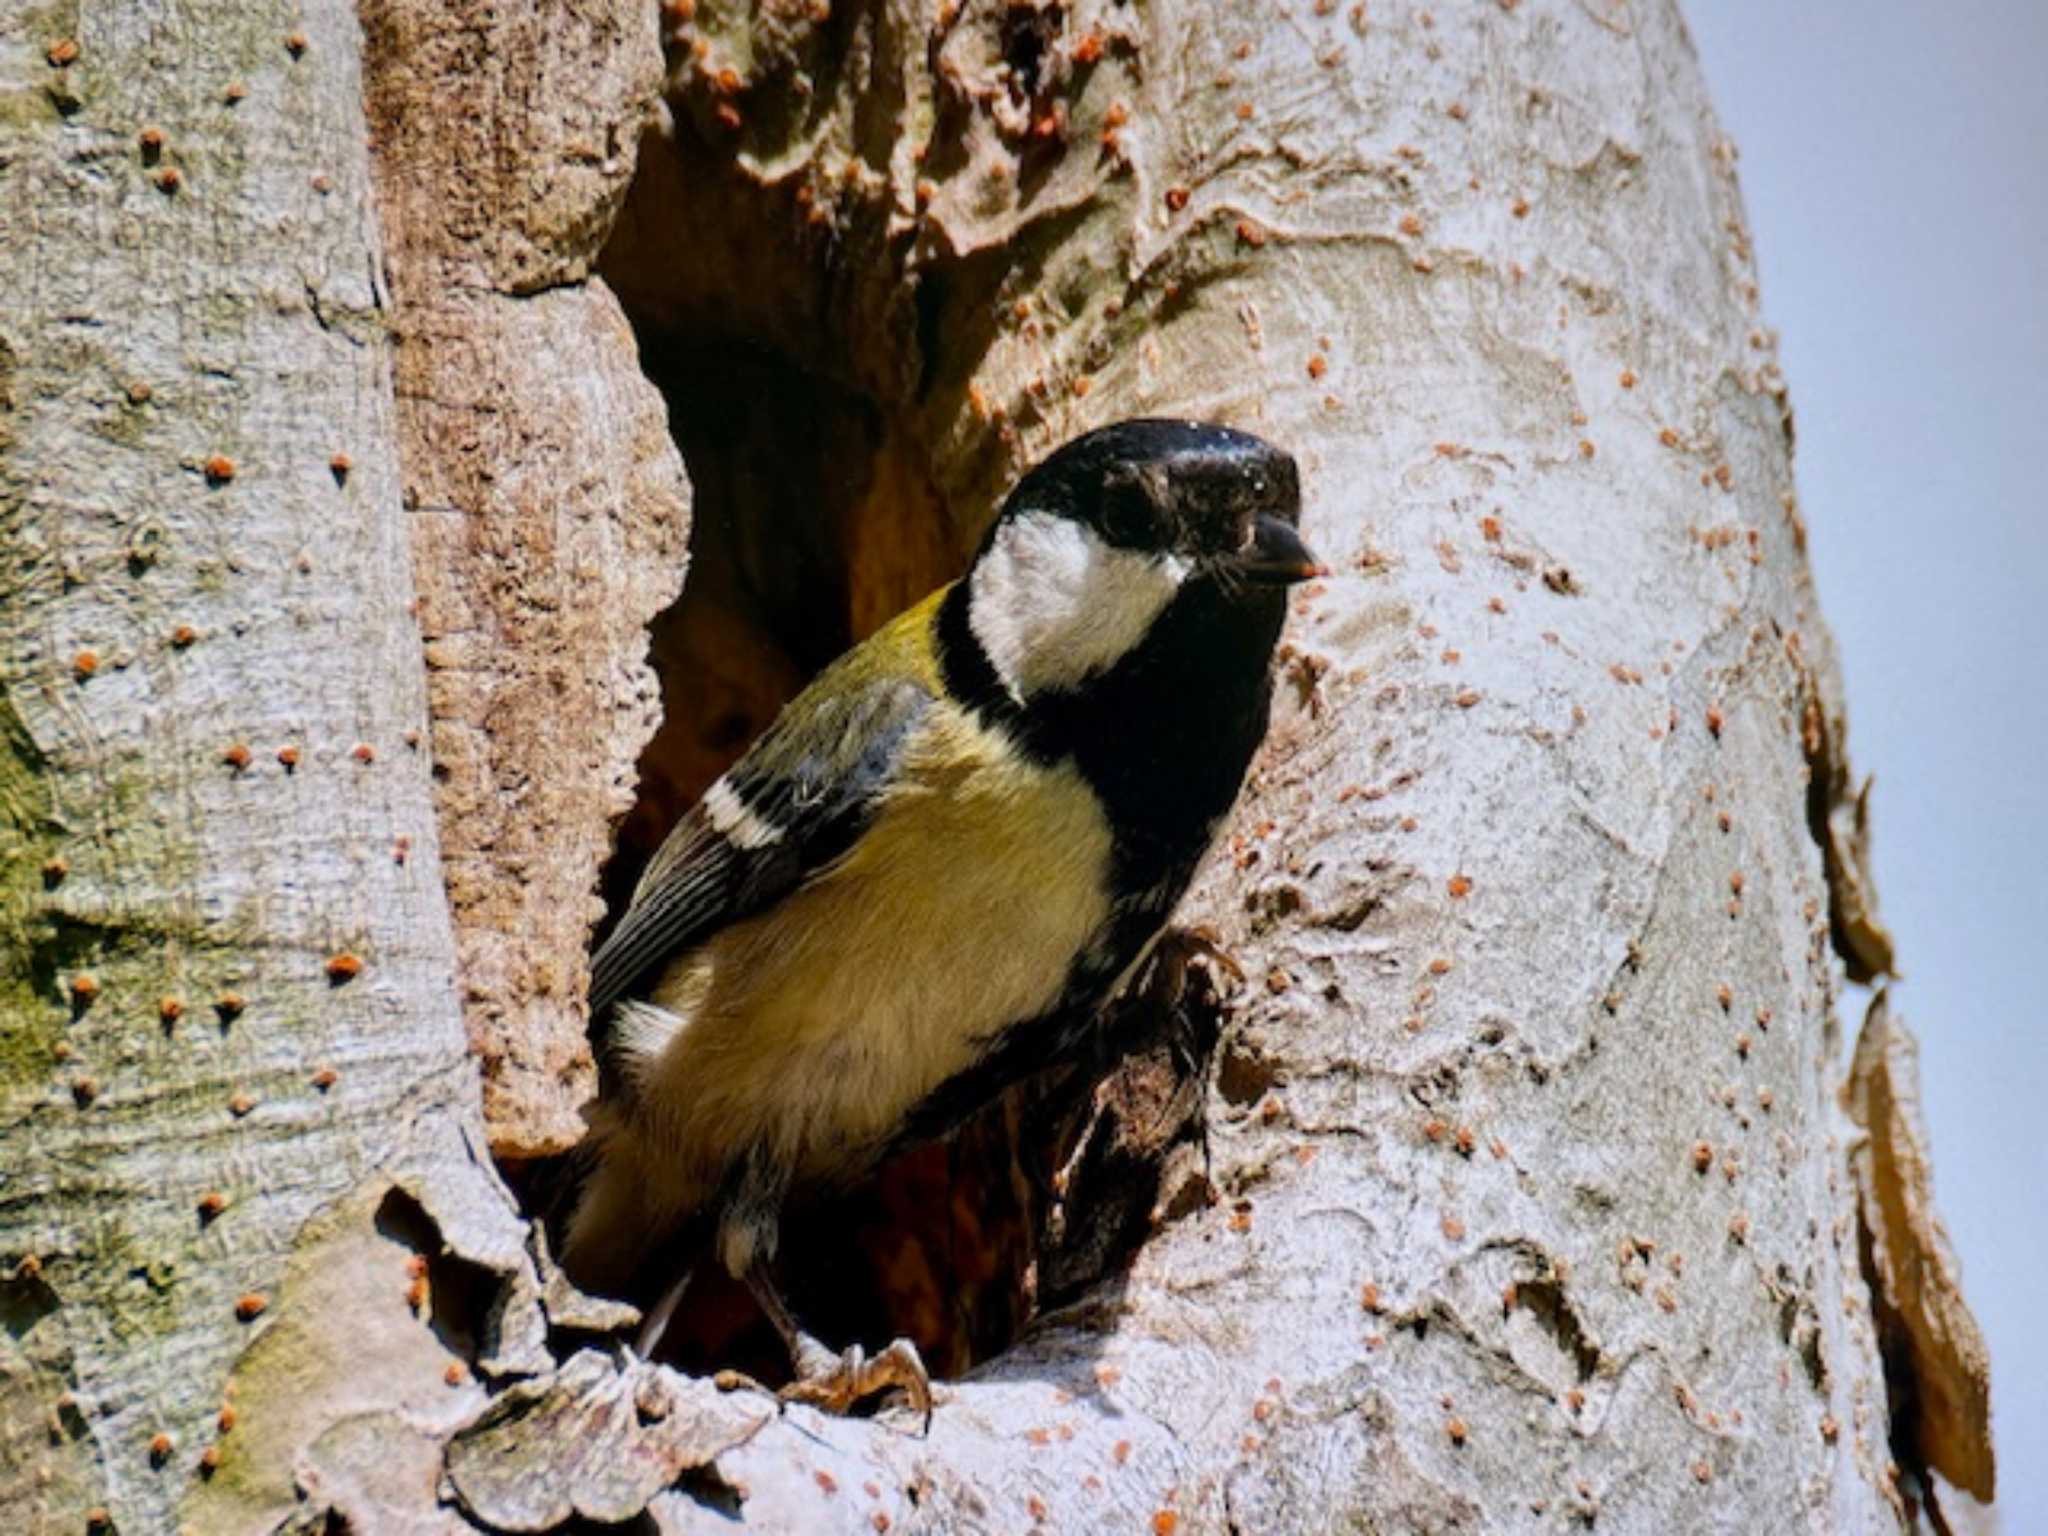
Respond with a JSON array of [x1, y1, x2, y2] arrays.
[[564, 418, 1323, 1417]]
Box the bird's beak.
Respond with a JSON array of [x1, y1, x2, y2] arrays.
[[1238, 515, 1328, 585]]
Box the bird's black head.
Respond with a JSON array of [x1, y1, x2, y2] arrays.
[[961, 420, 1322, 703], [1001, 418, 1315, 579]]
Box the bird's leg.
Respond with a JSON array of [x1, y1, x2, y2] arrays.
[[743, 1260, 933, 1429]]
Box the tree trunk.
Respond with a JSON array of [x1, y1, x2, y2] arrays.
[[0, 6, 552, 1536], [0, 2, 1992, 1534]]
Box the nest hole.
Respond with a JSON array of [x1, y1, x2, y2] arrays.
[[556, 85, 1213, 1386]]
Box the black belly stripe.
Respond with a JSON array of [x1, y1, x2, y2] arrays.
[[901, 577, 1286, 1146]]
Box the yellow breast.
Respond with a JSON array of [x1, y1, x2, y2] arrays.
[[638, 700, 1116, 1192]]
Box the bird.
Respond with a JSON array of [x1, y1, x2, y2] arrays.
[[562, 417, 1323, 1419]]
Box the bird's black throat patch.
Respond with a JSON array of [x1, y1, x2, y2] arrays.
[[936, 572, 1286, 902]]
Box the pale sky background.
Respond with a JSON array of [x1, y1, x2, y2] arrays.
[[1685, 1, 2046, 1521]]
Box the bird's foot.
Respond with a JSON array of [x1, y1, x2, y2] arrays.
[[780, 1334, 933, 1429], [1163, 922, 1245, 990], [1123, 924, 1242, 1019], [1129, 924, 1240, 1086], [712, 1367, 774, 1396]]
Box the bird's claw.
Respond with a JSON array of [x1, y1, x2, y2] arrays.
[[1172, 923, 1245, 987], [780, 1336, 934, 1430], [1130, 924, 1243, 1010]]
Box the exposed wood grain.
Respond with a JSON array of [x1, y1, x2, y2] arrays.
[[359, 0, 693, 1157]]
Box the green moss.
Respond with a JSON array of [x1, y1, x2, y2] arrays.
[[0, 691, 62, 1094], [0, 986, 60, 1094], [0, 689, 233, 1104], [0, 687, 51, 838], [92, 396, 151, 448]]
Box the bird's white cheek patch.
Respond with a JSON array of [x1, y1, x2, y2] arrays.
[[968, 510, 1186, 700]]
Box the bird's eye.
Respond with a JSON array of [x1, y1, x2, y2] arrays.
[[1099, 474, 1158, 548]]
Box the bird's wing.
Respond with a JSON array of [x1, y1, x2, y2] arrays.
[[586, 669, 934, 1029]]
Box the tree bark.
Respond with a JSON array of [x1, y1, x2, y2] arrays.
[[0, 1, 1992, 1533], [0, 7, 546, 1535]]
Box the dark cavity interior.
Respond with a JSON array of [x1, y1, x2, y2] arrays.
[[558, 44, 1217, 1386]]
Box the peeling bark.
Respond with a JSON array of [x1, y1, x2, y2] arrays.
[[358, 0, 693, 1158], [0, 0, 1995, 1533], [1845, 994, 1995, 1513], [442, 1350, 767, 1532]]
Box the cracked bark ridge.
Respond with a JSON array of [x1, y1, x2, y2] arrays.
[[1845, 994, 1995, 1509], [360, 0, 693, 1157], [1792, 629, 1896, 984]]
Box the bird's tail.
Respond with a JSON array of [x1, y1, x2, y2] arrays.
[[635, 1265, 698, 1357], [558, 1111, 711, 1321]]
